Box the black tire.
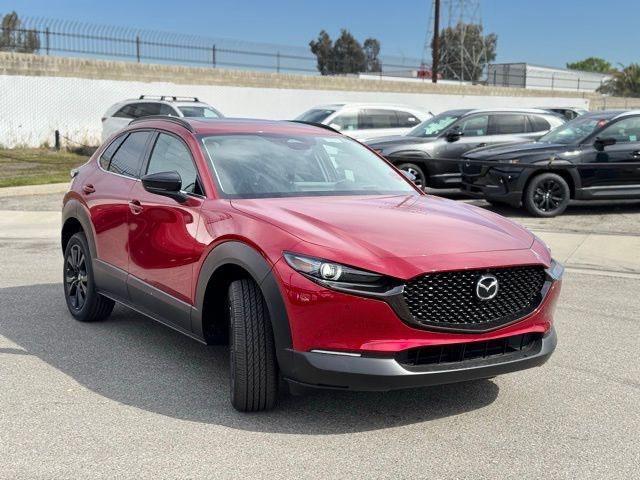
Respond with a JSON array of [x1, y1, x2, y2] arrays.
[[523, 173, 570, 217], [396, 162, 427, 189], [63, 232, 114, 322], [228, 279, 278, 412]]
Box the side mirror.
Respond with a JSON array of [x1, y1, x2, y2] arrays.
[[445, 128, 463, 142], [401, 169, 417, 182], [594, 137, 616, 151], [141, 171, 187, 202]]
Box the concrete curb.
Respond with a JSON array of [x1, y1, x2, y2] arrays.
[[0, 183, 69, 198]]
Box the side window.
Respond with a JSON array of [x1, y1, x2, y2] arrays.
[[491, 114, 527, 135], [598, 117, 640, 143], [359, 109, 399, 129], [458, 115, 489, 137], [108, 131, 152, 178], [158, 104, 178, 116], [146, 133, 202, 195], [396, 111, 421, 128], [135, 103, 163, 117], [113, 105, 138, 119], [99, 134, 127, 170], [331, 112, 359, 131], [528, 115, 551, 132]]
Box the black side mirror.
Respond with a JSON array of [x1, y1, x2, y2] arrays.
[[594, 137, 616, 152], [445, 128, 463, 143], [141, 171, 187, 202]]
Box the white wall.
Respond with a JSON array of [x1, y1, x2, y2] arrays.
[[0, 74, 589, 148]]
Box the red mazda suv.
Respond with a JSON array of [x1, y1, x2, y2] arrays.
[[61, 116, 562, 411]]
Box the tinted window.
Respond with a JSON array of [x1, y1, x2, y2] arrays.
[[113, 102, 172, 119], [113, 105, 138, 119], [108, 131, 152, 178], [159, 104, 178, 116], [135, 103, 164, 117], [529, 115, 551, 132], [178, 106, 221, 118], [491, 114, 527, 135], [99, 134, 127, 170], [598, 117, 640, 143], [331, 112, 358, 131], [359, 109, 398, 129], [146, 133, 202, 194], [458, 115, 489, 137], [396, 111, 421, 128], [296, 109, 336, 123]]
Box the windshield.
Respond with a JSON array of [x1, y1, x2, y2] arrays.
[[201, 133, 418, 199], [178, 106, 221, 118], [296, 109, 336, 123], [407, 112, 461, 137], [539, 116, 609, 145]]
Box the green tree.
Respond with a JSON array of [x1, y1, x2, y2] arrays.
[[436, 22, 497, 81], [363, 38, 381, 73], [567, 57, 612, 73], [599, 64, 640, 97], [309, 29, 381, 75], [0, 12, 40, 53]]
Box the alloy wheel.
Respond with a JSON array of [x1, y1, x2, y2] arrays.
[[65, 244, 88, 310], [533, 179, 565, 213]]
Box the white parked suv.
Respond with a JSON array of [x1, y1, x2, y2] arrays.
[[295, 103, 431, 141], [101, 96, 223, 141]]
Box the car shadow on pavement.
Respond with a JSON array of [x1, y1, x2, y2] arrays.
[[0, 283, 499, 435]]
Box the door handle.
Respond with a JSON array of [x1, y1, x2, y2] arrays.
[[475, 143, 487, 148], [128, 200, 143, 215], [631, 151, 640, 158], [82, 184, 95, 194]]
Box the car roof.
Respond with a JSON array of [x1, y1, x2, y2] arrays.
[[127, 117, 344, 136], [464, 107, 560, 115], [311, 103, 426, 112]]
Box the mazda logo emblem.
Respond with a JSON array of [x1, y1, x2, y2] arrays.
[[476, 274, 499, 301]]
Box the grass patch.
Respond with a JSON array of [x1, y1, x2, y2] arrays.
[[0, 149, 90, 188]]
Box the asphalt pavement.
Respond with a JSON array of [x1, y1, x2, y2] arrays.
[[0, 188, 639, 479]]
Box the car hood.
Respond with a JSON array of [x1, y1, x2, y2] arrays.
[[464, 142, 569, 161], [231, 195, 539, 279], [365, 135, 436, 148]]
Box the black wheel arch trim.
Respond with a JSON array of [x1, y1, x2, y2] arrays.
[[62, 198, 98, 260], [192, 241, 294, 372]]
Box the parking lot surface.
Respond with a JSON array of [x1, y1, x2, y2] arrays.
[[1, 192, 639, 479]]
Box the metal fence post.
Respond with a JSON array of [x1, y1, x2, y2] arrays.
[[136, 35, 141, 62], [212, 44, 216, 68], [276, 51, 280, 73], [577, 77, 580, 91], [45, 27, 50, 55], [551, 73, 555, 90], [54, 130, 60, 151]]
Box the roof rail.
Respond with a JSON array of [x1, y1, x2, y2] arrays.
[[138, 95, 199, 102], [128, 115, 195, 132], [288, 120, 342, 134]]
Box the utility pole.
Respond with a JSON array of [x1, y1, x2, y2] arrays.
[[432, 0, 440, 83]]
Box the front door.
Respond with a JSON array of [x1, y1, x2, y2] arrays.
[[127, 131, 205, 331]]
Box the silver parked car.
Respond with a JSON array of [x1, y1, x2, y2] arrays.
[[295, 103, 431, 141], [366, 108, 565, 188]]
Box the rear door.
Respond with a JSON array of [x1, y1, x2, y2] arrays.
[[355, 109, 400, 140], [441, 113, 492, 159], [87, 130, 154, 298], [127, 131, 205, 331], [487, 113, 531, 145]]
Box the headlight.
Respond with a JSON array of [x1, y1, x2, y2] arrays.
[[283, 252, 401, 297]]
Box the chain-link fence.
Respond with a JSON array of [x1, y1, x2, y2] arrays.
[[0, 14, 425, 76]]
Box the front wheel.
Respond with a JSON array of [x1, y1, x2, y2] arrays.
[[396, 163, 427, 189], [228, 279, 278, 412], [63, 232, 114, 322], [523, 173, 570, 217]]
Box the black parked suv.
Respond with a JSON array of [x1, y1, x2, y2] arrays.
[[366, 108, 564, 188], [460, 110, 640, 217]]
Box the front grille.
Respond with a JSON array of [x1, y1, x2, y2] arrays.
[[396, 333, 542, 367], [402, 266, 546, 331]]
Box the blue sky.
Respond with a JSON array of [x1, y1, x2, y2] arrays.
[[2, 0, 638, 68]]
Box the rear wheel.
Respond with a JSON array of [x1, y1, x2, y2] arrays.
[[63, 232, 114, 322], [228, 279, 278, 412], [396, 163, 426, 189], [524, 173, 570, 217]]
